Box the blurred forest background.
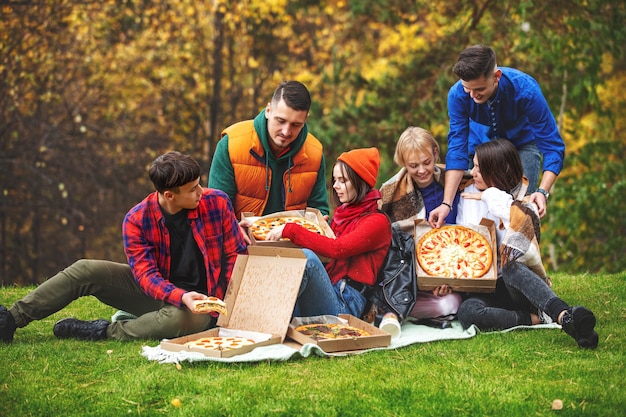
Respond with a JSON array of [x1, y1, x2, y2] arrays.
[[1, 0, 625, 285]]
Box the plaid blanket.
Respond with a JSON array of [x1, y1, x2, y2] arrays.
[[500, 199, 550, 284], [379, 165, 472, 234]]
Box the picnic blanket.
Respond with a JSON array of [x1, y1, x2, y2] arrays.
[[141, 320, 560, 364]]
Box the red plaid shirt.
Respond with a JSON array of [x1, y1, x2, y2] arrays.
[[123, 188, 247, 307]]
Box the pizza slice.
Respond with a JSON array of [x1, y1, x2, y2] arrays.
[[192, 297, 227, 315]]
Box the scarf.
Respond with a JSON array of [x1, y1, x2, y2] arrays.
[[500, 179, 550, 284], [379, 166, 446, 234], [330, 189, 382, 237]]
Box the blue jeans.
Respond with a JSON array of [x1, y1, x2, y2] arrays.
[[294, 249, 367, 318], [517, 142, 542, 193], [457, 262, 563, 330]]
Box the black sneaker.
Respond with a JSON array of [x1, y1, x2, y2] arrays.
[[560, 306, 598, 349], [53, 318, 110, 341], [0, 305, 17, 344]]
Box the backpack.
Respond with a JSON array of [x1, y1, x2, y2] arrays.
[[366, 225, 418, 323]]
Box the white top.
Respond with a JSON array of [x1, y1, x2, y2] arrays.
[[456, 183, 541, 266]]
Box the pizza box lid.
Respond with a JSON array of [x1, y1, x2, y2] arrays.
[[414, 218, 498, 293], [160, 246, 307, 357], [286, 314, 391, 353]]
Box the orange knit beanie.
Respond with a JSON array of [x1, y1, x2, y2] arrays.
[[337, 147, 380, 187]]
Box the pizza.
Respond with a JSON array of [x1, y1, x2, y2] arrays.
[[192, 297, 227, 315], [416, 225, 492, 278], [249, 216, 324, 241], [294, 323, 370, 340], [184, 336, 256, 351]]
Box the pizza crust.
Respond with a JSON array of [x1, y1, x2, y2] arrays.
[[249, 216, 324, 241], [416, 225, 492, 278]]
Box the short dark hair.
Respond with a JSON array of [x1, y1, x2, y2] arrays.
[[474, 140, 524, 192], [329, 161, 371, 207], [149, 151, 201, 193], [271, 80, 311, 111], [452, 45, 497, 81]]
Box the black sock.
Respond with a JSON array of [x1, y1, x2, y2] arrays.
[[516, 311, 533, 326], [545, 297, 570, 323]]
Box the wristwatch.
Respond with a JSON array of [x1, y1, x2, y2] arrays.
[[536, 188, 550, 200]]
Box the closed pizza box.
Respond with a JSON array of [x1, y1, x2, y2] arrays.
[[160, 246, 307, 358], [286, 314, 391, 353], [414, 218, 498, 293]]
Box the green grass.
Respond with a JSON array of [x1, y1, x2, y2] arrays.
[[1, 272, 624, 417]]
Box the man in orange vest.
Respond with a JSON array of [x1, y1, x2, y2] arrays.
[[209, 81, 329, 241]]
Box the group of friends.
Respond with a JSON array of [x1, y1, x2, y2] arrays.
[[0, 45, 598, 350]]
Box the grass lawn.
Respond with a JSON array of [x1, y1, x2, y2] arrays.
[[1, 271, 624, 417]]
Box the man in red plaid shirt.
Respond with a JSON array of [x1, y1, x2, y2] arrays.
[[0, 151, 247, 343]]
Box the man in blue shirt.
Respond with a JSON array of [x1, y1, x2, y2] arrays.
[[430, 45, 565, 228]]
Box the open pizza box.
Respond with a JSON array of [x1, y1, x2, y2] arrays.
[[160, 246, 307, 358], [414, 218, 498, 293], [241, 208, 335, 262], [286, 314, 391, 353]]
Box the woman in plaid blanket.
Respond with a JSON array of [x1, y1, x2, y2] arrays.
[[456, 140, 598, 349]]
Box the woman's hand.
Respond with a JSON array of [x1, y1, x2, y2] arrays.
[[265, 224, 286, 241], [433, 285, 453, 297], [460, 191, 482, 200]]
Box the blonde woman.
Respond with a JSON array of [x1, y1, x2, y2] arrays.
[[380, 127, 462, 323]]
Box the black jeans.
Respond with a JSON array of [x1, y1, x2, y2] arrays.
[[458, 262, 563, 330]]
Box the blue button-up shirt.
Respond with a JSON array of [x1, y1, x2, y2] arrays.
[[446, 67, 565, 175]]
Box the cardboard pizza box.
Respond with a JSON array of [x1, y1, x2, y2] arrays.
[[414, 218, 498, 293], [241, 208, 335, 247], [160, 246, 307, 358], [242, 208, 335, 262], [286, 314, 391, 353]]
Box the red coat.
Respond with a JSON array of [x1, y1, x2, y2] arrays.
[[283, 210, 391, 286]]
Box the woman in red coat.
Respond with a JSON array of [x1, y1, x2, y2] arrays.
[[266, 148, 392, 318]]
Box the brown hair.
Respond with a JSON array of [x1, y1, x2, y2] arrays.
[[271, 80, 311, 111], [474, 140, 524, 192], [149, 151, 201, 193], [452, 45, 497, 81], [330, 161, 371, 207]]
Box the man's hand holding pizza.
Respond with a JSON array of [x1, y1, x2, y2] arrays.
[[182, 291, 210, 314]]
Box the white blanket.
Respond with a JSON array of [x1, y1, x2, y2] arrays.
[[141, 321, 560, 364]]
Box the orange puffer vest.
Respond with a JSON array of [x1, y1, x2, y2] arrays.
[[223, 120, 323, 217]]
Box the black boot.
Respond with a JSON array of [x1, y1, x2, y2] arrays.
[[560, 306, 598, 349], [53, 318, 110, 341], [0, 305, 17, 344]]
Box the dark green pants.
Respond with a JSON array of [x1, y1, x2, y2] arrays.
[[9, 259, 215, 341]]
